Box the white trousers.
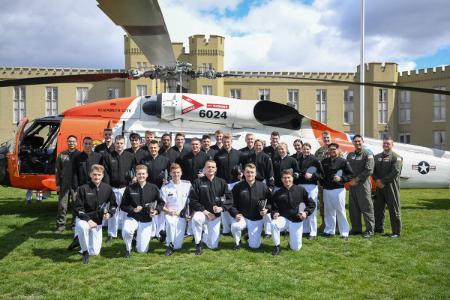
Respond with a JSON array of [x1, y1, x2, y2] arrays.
[[122, 217, 153, 253], [152, 212, 166, 238], [108, 187, 126, 238], [221, 211, 232, 234], [165, 215, 186, 249], [300, 184, 318, 236], [192, 211, 221, 249], [263, 213, 273, 235], [231, 217, 264, 248], [271, 216, 303, 251], [76, 217, 103, 256], [324, 188, 349, 237]]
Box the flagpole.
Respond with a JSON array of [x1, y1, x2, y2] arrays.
[[360, 0, 365, 136]]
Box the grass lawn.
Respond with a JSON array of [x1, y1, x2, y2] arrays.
[[0, 187, 449, 299]]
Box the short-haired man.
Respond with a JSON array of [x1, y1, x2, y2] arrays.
[[241, 139, 275, 188], [141, 130, 155, 152], [211, 130, 224, 151], [56, 135, 80, 232], [271, 169, 315, 255], [121, 165, 164, 257], [102, 135, 136, 242], [263, 131, 281, 162], [229, 164, 272, 250], [177, 137, 207, 183], [72, 137, 103, 192], [347, 135, 375, 238], [94, 128, 115, 155], [172, 133, 190, 159], [201, 134, 218, 160], [314, 130, 332, 232], [239, 133, 255, 157], [139, 139, 171, 241], [160, 163, 192, 256], [125, 133, 147, 163], [189, 160, 233, 255], [320, 143, 353, 240], [159, 133, 180, 164], [373, 137, 403, 238], [74, 164, 117, 264]]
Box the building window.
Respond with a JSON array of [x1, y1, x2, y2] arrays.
[[142, 62, 147, 69], [136, 62, 142, 69], [136, 85, 147, 96], [398, 90, 411, 124], [107, 88, 120, 99], [287, 89, 299, 109], [258, 89, 270, 101], [433, 131, 446, 149], [230, 89, 241, 99], [46, 87, 58, 116], [202, 85, 213, 95], [13, 86, 26, 124], [378, 88, 388, 124], [76, 87, 89, 106], [315, 89, 327, 123], [344, 89, 354, 124], [399, 133, 411, 144], [433, 87, 446, 121]]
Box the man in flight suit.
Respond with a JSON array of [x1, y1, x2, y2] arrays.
[[373, 136, 403, 238], [347, 135, 375, 238]]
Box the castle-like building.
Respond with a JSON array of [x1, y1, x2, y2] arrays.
[[0, 35, 448, 150]]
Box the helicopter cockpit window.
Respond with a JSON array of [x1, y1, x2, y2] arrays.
[[19, 120, 59, 174]]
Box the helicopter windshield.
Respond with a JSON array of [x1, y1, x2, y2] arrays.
[[19, 118, 60, 174]]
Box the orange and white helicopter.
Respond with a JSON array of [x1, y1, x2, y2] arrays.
[[0, 0, 449, 192]]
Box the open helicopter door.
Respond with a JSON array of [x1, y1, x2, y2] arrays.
[[6, 117, 28, 187]]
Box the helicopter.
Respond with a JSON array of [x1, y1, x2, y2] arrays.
[[0, 0, 449, 192]]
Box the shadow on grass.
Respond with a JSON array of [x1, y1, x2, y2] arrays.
[[32, 247, 81, 263], [403, 198, 450, 210]]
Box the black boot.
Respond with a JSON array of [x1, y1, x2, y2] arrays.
[[195, 243, 203, 256], [67, 236, 80, 251], [272, 245, 281, 256], [82, 251, 89, 264]]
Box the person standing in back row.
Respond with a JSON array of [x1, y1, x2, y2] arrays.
[[56, 135, 80, 233], [373, 136, 403, 238], [347, 135, 375, 238]]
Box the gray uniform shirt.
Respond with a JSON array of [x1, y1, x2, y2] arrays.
[[373, 150, 403, 186], [347, 149, 374, 185]]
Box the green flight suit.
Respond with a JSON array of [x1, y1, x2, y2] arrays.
[[373, 150, 403, 235], [347, 149, 375, 234]]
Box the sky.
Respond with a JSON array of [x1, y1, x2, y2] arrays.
[[0, 0, 449, 72]]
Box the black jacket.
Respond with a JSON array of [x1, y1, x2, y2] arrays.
[[271, 185, 315, 223], [125, 147, 148, 164], [120, 182, 164, 223], [171, 145, 190, 160], [263, 145, 280, 162], [72, 151, 102, 189], [94, 142, 115, 156], [273, 155, 298, 187], [214, 148, 242, 183], [321, 156, 353, 189], [189, 176, 233, 217], [229, 181, 272, 221], [241, 151, 274, 187], [102, 150, 136, 188], [74, 182, 117, 224], [295, 154, 324, 185], [55, 149, 80, 191], [139, 154, 171, 188], [202, 148, 218, 160], [159, 147, 180, 164], [177, 151, 208, 183], [211, 144, 222, 151]]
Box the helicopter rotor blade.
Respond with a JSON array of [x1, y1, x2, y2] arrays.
[[224, 73, 450, 96], [0, 72, 128, 87], [97, 0, 176, 67]]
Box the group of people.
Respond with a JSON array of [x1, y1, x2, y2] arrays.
[[55, 128, 403, 264]]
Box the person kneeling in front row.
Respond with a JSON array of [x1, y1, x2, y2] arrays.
[[121, 165, 164, 257], [271, 169, 315, 255], [74, 164, 117, 264], [229, 163, 272, 250]]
